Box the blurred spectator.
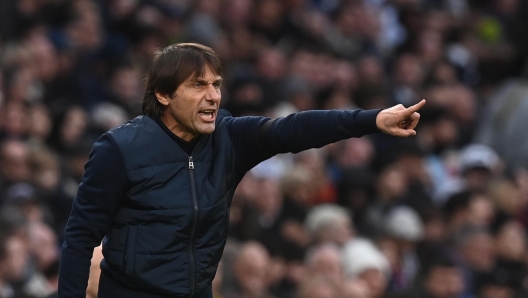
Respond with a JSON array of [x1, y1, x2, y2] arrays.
[[3, 183, 50, 224], [454, 225, 496, 296], [0, 229, 15, 298], [47, 105, 89, 156], [380, 205, 424, 292], [458, 144, 502, 192], [341, 278, 371, 298], [297, 275, 340, 298], [304, 204, 354, 246], [224, 241, 276, 298], [304, 243, 343, 284], [395, 253, 465, 298], [342, 238, 391, 298], [0, 139, 31, 198]]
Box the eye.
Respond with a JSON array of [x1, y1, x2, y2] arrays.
[[213, 82, 221, 88], [194, 82, 204, 88]]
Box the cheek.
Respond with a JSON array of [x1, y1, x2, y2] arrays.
[[171, 98, 194, 119]]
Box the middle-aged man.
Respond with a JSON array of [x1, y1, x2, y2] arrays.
[[58, 43, 425, 298]]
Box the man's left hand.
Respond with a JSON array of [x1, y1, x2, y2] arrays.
[[376, 99, 426, 137]]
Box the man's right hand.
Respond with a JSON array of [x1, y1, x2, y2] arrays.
[[375, 99, 426, 137]]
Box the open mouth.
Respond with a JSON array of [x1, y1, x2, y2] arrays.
[[198, 109, 216, 121]]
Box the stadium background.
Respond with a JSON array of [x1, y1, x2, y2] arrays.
[[1, 0, 528, 297]]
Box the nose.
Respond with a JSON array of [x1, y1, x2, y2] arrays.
[[205, 84, 221, 103]]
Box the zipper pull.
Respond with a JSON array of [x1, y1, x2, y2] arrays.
[[188, 157, 194, 169]]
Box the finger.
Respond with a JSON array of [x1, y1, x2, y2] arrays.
[[393, 129, 416, 137], [403, 99, 426, 116], [406, 112, 420, 130], [400, 128, 417, 137]]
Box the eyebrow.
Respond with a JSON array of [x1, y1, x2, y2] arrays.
[[193, 77, 222, 84]]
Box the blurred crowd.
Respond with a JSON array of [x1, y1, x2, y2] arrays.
[[1, 0, 528, 297]]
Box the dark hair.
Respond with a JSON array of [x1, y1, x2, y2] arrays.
[[142, 43, 222, 118]]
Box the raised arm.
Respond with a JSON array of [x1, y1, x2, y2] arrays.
[[226, 100, 425, 172], [58, 133, 127, 298]]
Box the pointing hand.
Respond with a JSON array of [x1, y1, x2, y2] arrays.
[[375, 99, 426, 137]]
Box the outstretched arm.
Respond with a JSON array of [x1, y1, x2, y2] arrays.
[[226, 100, 426, 171]]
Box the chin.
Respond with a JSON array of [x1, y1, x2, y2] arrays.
[[198, 125, 216, 135]]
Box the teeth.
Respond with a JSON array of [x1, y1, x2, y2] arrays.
[[199, 111, 215, 118]]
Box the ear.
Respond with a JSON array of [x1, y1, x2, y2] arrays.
[[155, 92, 171, 106]]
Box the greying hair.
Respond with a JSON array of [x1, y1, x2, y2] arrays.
[[142, 43, 222, 118]]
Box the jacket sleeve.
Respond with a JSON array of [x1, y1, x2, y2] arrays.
[[58, 133, 127, 298], [225, 109, 381, 172]]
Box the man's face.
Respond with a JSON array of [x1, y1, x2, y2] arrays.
[[159, 65, 221, 141], [425, 266, 464, 298]]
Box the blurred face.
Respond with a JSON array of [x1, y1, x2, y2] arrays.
[[480, 285, 514, 298], [61, 106, 88, 145], [254, 178, 282, 216], [30, 223, 59, 270], [461, 233, 496, 271], [417, 29, 443, 63], [68, 1, 103, 50], [342, 279, 371, 298], [467, 194, 495, 227], [490, 181, 523, 215], [425, 266, 464, 298], [377, 164, 407, 201], [308, 247, 343, 283], [302, 284, 338, 298], [158, 65, 221, 141], [432, 118, 458, 146], [496, 221, 526, 261], [496, 0, 519, 14], [4, 101, 28, 137], [432, 62, 457, 85], [0, 140, 30, 183], [423, 216, 446, 242], [319, 219, 353, 246], [255, 0, 284, 29], [464, 168, 492, 192], [359, 269, 387, 298], [394, 54, 424, 87], [337, 138, 374, 168], [358, 56, 385, 86], [29, 105, 52, 141], [4, 235, 30, 281], [112, 67, 142, 103], [334, 61, 358, 91], [234, 245, 270, 296], [29, 34, 59, 81], [257, 48, 286, 80], [224, 0, 252, 26]]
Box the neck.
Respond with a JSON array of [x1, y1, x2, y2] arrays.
[[160, 114, 198, 142]]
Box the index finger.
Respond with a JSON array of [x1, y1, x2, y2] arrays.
[[404, 99, 426, 116]]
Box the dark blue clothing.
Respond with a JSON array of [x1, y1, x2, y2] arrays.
[[58, 109, 380, 298]]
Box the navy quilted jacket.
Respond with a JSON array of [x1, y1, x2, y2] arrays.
[[58, 109, 380, 297]]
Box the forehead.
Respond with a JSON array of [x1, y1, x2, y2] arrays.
[[187, 64, 221, 81]]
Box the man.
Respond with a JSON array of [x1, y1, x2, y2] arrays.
[[58, 43, 425, 298]]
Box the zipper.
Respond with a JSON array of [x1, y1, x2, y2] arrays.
[[188, 155, 198, 297]]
